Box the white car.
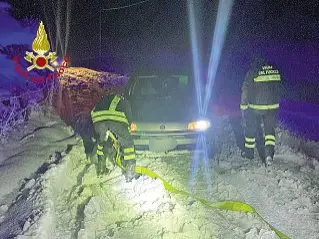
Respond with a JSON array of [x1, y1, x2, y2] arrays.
[[124, 73, 214, 153]]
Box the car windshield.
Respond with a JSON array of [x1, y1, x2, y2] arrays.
[[129, 75, 196, 121], [132, 75, 190, 98]]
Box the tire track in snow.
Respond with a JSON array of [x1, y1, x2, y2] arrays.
[[66, 163, 95, 239], [48, 148, 160, 238], [45, 147, 92, 239]]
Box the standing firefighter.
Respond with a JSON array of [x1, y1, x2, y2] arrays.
[[90, 93, 136, 182], [240, 58, 282, 166]]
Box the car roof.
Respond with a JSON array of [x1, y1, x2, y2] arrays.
[[130, 68, 192, 78]]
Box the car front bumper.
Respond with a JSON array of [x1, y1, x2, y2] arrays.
[[131, 131, 209, 151]]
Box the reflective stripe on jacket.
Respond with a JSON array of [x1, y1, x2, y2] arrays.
[[241, 103, 279, 110], [240, 63, 282, 111], [91, 95, 129, 124]]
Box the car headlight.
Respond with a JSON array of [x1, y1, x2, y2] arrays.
[[187, 120, 211, 131]]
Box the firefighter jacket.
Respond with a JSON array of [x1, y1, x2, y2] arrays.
[[91, 94, 131, 125], [240, 62, 282, 111]]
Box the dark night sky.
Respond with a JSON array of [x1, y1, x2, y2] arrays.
[[7, 0, 319, 60], [230, 0, 319, 40], [5, 0, 319, 101], [70, 0, 319, 68]]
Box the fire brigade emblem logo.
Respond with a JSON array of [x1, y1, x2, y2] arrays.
[[24, 21, 57, 72]]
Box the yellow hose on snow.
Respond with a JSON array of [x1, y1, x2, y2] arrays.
[[133, 165, 290, 239], [108, 130, 290, 239]]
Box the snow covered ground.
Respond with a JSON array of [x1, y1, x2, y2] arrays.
[[0, 110, 318, 239], [1, 2, 318, 238]]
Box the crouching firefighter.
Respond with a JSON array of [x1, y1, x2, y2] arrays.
[[90, 93, 136, 182], [240, 58, 283, 166]]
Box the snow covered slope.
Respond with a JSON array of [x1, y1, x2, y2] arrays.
[[0, 109, 79, 237], [52, 67, 128, 125]]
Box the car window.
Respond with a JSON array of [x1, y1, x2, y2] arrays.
[[132, 75, 190, 98]]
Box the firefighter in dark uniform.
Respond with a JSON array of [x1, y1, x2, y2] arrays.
[[90, 93, 136, 181], [240, 58, 282, 166]]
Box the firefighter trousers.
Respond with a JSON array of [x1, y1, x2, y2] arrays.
[[244, 109, 278, 159], [93, 121, 136, 163]]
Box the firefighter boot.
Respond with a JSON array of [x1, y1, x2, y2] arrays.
[[241, 148, 254, 160], [124, 160, 136, 182], [265, 147, 274, 167], [265, 156, 273, 167]]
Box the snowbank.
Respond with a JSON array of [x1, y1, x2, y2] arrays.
[[0, 109, 78, 237], [52, 67, 128, 125], [277, 128, 319, 161], [212, 116, 319, 238]]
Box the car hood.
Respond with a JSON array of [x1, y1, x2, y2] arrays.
[[130, 96, 198, 122]]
